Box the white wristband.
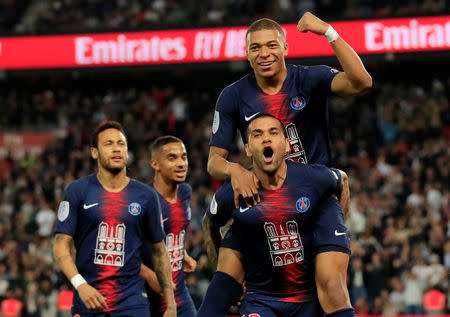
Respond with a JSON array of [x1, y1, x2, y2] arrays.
[[70, 274, 87, 289], [324, 25, 339, 43]]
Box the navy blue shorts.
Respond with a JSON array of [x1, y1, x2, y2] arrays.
[[240, 295, 322, 317], [221, 196, 350, 255], [313, 196, 351, 255]]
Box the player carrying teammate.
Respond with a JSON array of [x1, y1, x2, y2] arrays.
[[205, 12, 371, 317], [203, 114, 350, 316]]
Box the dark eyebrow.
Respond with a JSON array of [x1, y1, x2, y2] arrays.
[[250, 39, 278, 46], [251, 128, 263, 134]]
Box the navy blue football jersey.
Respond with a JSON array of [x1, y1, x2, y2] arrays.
[[147, 183, 193, 311], [207, 161, 341, 303], [210, 64, 339, 165], [55, 175, 165, 313]]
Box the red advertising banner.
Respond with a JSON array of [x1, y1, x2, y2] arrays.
[[0, 16, 448, 69], [0, 131, 58, 159]]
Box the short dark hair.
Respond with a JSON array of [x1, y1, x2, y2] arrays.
[[244, 114, 286, 143], [91, 121, 127, 148], [246, 18, 285, 44], [150, 136, 184, 159]]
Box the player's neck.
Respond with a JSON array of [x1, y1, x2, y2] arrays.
[[254, 162, 287, 190], [153, 175, 178, 203], [256, 67, 287, 95], [96, 168, 129, 192]]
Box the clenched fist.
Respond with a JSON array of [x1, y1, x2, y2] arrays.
[[297, 12, 329, 36]]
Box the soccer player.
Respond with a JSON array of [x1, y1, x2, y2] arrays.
[[202, 114, 350, 316], [140, 136, 197, 316], [53, 121, 176, 317], [206, 12, 370, 317]]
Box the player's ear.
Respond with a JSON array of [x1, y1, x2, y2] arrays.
[[90, 147, 98, 160], [284, 42, 288, 57], [244, 143, 252, 157], [285, 138, 290, 153], [150, 159, 159, 171]]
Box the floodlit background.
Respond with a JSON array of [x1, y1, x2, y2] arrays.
[[0, 1, 448, 316]]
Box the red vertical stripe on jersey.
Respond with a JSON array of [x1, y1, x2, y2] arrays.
[[260, 90, 291, 124], [97, 191, 128, 310], [261, 186, 309, 301], [160, 199, 188, 311]]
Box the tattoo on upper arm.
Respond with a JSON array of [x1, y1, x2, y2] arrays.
[[55, 233, 73, 244], [54, 234, 66, 242]]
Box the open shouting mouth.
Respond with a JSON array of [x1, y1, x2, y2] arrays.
[[263, 146, 274, 163]]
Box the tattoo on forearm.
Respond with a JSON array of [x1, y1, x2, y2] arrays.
[[55, 254, 72, 264], [154, 266, 171, 290], [203, 216, 221, 258], [152, 244, 173, 291]]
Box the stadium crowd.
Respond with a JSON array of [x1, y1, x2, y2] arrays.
[[1, 0, 447, 34], [0, 61, 448, 316]]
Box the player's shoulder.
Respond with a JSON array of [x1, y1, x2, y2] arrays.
[[287, 161, 329, 176], [214, 181, 234, 202], [221, 72, 254, 94], [130, 179, 159, 196], [178, 183, 192, 200], [65, 174, 95, 194], [294, 162, 339, 184]]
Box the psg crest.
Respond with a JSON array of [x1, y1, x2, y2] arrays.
[[296, 197, 310, 213], [290, 96, 307, 111], [128, 202, 142, 216]]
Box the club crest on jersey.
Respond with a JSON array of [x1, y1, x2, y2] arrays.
[[296, 197, 310, 213], [128, 202, 142, 216], [290, 96, 307, 111]]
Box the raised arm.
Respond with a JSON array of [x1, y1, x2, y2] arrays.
[[53, 233, 108, 312], [208, 146, 260, 208], [151, 241, 176, 317], [297, 12, 372, 96]]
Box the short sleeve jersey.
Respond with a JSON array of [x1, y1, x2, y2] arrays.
[[207, 161, 341, 302], [147, 183, 192, 307], [210, 64, 339, 165], [55, 175, 165, 312]]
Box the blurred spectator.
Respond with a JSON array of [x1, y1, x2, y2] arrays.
[[38, 278, 57, 317], [403, 268, 424, 315], [349, 256, 367, 305], [388, 276, 406, 314], [35, 198, 56, 238], [24, 282, 39, 317], [427, 254, 448, 289]]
